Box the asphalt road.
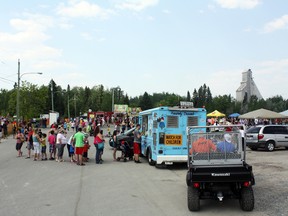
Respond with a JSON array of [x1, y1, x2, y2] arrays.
[[0, 127, 285, 216]]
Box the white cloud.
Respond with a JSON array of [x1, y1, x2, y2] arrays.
[[162, 9, 171, 14], [0, 14, 53, 49], [254, 59, 288, 98], [0, 13, 68, 76], [263, 14, 288, 33], [10, 14, 53, 32], [206, 69, 241, 97], [81, 32, 93, 40], [56, 0, 113, 19], [215, 0, 261, 9], [115, 0, 159, 11], [257, 58, 288, 71]]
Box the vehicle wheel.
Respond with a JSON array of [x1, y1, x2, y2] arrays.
[[239, 187, 254, 211], [188, 186, 200, 211], [148, 149, 156, 166], [265, 141, 275, 151]]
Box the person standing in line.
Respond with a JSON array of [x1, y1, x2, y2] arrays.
[[32, 128, 41, 161], [41, 133, 48, 160], [25, 126, 33, 159], [133, 124, 142, 163], [121, 120, 126, 133], [2, 121, 8, 139], [112, 130, 118, 161], [71, 121, 75, 132], [94, 127, 105, 164], [16, 129, 25, 157], [56, 129, 67, 162], [83, 133, 90, 162], [73, 127, 85, 166], [48, 130, 56, 160]]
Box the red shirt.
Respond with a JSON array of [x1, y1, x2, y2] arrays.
[[48, 134, 56, 145]]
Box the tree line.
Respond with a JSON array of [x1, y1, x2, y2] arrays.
[[0, 80, 287, 121]]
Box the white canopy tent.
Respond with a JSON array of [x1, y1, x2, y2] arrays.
[[239, 108, 287, 119], [279, 110, 288, 117]]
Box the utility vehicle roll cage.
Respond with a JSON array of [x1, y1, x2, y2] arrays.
[[187, 125, 246, 167]]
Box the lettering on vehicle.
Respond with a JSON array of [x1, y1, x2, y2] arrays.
[[170, 111, 195, 116], [165, 134, 182, 145], [211, 173, 231, 177]]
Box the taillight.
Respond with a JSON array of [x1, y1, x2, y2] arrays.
[[243, 182, 250, 187], [258, 134, 264, 140], [193, 182, 200, 188]]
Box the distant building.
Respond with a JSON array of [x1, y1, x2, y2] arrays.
[[236, 69, 262, 102]]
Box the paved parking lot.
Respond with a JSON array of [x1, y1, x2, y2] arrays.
[[0, 128, 287, 216]]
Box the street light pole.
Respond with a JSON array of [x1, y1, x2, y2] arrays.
[[16, 59, 43, 127], [16, 59, 20, 128]]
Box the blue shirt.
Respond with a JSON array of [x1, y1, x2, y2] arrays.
[[217, 141, 236, 153]]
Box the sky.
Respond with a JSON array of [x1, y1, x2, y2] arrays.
[[0, 0, 288, 100]]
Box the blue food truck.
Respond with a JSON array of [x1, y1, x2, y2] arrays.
[[138, 102, 206, 166]]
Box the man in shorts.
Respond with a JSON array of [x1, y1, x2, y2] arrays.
[[133, 124, 141, 163], [73, 127, 85, 166]]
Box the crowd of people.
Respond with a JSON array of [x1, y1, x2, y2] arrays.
[[9, 115, 142, 166]]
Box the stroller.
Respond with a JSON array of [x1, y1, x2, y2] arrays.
[[116, 140, 134, 162]]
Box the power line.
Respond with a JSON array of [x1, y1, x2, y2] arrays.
[[0, 76, 15, 84]]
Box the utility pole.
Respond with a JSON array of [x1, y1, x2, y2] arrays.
[[74, 94, 76, 117], [67, 93, 70, 120], [112, 88, 114, 112], [51, 81, 54, 112]]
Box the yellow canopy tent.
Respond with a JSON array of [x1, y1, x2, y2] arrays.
[[207, 110, 225, 117]]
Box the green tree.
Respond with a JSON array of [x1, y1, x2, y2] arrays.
[[187, 91, 191, 101], [139, 92, 153, 111], [15, 81, 48, 120]]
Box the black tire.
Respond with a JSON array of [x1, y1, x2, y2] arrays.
[[265, 141, 275, 151], [148, 149, 156, 166], [239, 187, 254, 211], [187, 186, 200, 211]]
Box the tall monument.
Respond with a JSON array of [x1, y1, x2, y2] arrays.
[[236, 69, 262, 102]]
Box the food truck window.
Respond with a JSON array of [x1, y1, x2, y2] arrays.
[[142, 115, 148, 134]]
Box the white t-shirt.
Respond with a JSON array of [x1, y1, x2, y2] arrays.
[[56, 133, 67, 145]]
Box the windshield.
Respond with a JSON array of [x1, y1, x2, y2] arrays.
[[123, 127, 135, 136], [246, 127, 261, 133]]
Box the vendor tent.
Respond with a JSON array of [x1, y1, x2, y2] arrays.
[[239, 108, 287, 119], [207, 110, 225, 117], [228, 113, 240, 118], [279, 110, 288, 116]]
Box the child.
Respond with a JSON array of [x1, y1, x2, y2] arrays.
[[83, 133, 90, 162], [68, 134, 76, 163], [41, 133, 48, 160], [69, 142, 76, 163], [48, 130, 56, 160]]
